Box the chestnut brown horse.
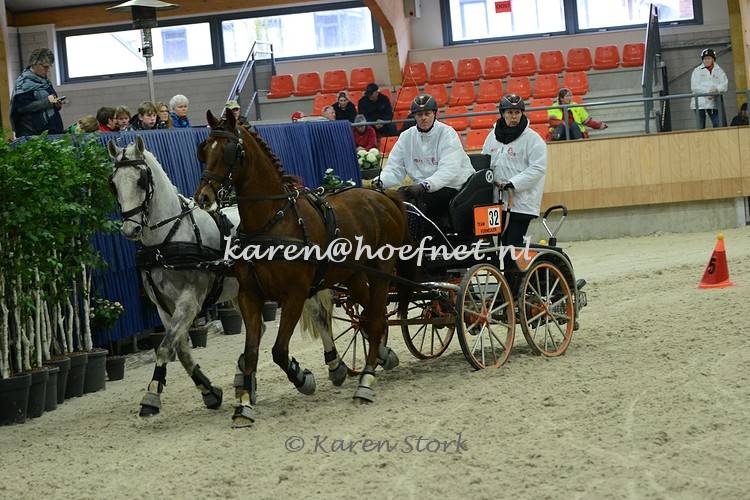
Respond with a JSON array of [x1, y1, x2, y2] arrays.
[[194, 110, 413, 427]]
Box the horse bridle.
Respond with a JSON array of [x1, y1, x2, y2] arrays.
[[109, 155, 154, 228], [200, 129, 245, 202]]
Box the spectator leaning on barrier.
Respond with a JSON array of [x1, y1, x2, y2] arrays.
[[115, 106, 132, 131], [130, 101, 167, 130], [156, 101, 173, 128], [548, 87, 607, 141], [169, 94, 191, 128], [96, 106, 118, 132], [731, 102, 748, 126], [690, 48, 728, 129], [352, 114, 377, 152], [67, 115, 98, 134], [322, 105, 336, 121], [10, 48, 65, 137], [225, 100, 248, 127], [334, 91, 357, 122], [358, 83, 396, 137]]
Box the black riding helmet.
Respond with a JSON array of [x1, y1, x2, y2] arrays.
[[498, 94, 525, 112], [701, 48, 717, 60], [410, 94, 438, 114]]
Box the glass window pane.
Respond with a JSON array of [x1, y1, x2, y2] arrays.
[[64, 22, 213, 78], [449, 0, 566, 42], [577, 0, 694, 30], [222, 6, 374, 63]]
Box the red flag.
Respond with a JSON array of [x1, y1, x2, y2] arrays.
[[495, 1, 512, 13]]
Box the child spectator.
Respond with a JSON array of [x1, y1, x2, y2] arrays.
[[115, 105, 131, 131], [156, 101, 173, 128], [96, 106, 118, 132], [334, 91, 357, 122], [352, 114, 377, 151], [169, 94, 191, 128], [67, 115, 98, 134], [730, 102, 748, 126], [130, 101, 167, 130]]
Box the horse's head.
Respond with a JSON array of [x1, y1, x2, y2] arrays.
[[194, 109, 243, 212], [107, 136, 153, 240]]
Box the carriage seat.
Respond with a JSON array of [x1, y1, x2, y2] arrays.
[[448, 161, 495, 240]]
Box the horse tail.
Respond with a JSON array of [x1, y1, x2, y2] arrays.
[[300, 290, 333, 340], [384, 191, 417, 319]]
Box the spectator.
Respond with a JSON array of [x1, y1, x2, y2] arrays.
[[115, 106, 132, 131], [156, 101, 173, 128], [690, 48, 728, 129], [731, 102, 748, 126], [129, 101, 166, 130], [225, 100, 248, 127], [169, 94, 191, 128], [548, 88, 607, 141], [67, 115, 98, 134], [10, 48, 65, 137], [358, 83, 396, 137], [352, 114, 377, 152], [322, 105, 336, 121], [333, 91, 357, 122], [96, 106, 118, 132]]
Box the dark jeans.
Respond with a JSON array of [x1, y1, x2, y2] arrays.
[[551, 123, 583, 141], [698, 109, 721, 129]]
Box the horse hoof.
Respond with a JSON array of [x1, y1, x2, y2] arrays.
[[202, 386, 223, 410], [297, 370, 316, 396], [139, 391, 161, 416], [139, 404, 160, 417], [352, 385, 375, 403], [231, 405, 255, 428], [328, 362, 348, 387], [378, 346, 400, 371]]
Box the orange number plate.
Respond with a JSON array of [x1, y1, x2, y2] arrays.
[[473, 205, 502, 236]]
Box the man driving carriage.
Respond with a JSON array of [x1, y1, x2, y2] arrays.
[[373, 93, 475, 223]]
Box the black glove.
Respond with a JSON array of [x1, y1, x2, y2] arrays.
[[496, 181, 515, 191]]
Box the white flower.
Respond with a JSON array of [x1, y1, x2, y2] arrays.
[[365, 152, 377, 163], [357, 149, 367, 157], [368, 147, 379, 155], [325, 168, 333, 174], [358, 158, 364, 166]]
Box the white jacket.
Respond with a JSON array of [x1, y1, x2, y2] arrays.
[[379, 120, 474, 191], [690, 63, 728, 110], [482, 121, 547, 216]]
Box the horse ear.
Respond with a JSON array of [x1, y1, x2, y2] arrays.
[[226, 107, 237, 129], [207, 110, 218, 128], [196, 140, 207, 164], [135, 135, 145, 155], [107, 139, 120, 159]]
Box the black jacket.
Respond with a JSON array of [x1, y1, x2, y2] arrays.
[[334, 101, 357, 122], [730, 115, 748, 126], [357, 94, 393, 123]]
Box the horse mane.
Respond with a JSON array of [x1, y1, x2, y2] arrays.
[[237, 124, 303, 189]]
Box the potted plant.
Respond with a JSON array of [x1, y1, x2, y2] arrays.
[[218, 303, 243, 335], [321, 168, 355, 192], [89, 296, 125, 383], [357, 148, 382, 179]]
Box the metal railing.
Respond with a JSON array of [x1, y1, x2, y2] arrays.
[[226, 41, 274, 121]]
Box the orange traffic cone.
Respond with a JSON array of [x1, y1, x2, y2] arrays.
[[698, 233, 734, 289]]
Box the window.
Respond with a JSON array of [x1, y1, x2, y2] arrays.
[[447, 0, 566, 43], [577, 0, 695, 30], [222, 6, 374, 63], [63, 22, 213, 78]]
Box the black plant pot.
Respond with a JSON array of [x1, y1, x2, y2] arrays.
[[262, 302, 278, 322], [65, 352, 88, 399], [106, 356, 126, 381], [27, 367, 50, 419], [83, 349, 107, 394], [360, 167, 381, 180], [0, 373, 31, 426], [44, 365, 60, 412], [218, 308, 243, 335], [44, 356, 71, 405], [189, 326, 208, 348]]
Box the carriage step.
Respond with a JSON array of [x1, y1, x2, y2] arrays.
[[576, 279, 587, 290]]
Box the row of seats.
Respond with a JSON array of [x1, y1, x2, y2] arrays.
[[268, 67, 376, 98], [403, 44, 644, 85]]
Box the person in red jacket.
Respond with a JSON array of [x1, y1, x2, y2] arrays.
[[352, 114, 377, 151], [96, 106, 118, 132]]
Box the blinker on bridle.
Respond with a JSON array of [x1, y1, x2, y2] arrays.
[[200, 128, 245, 200], [109, 154, 154, 227]]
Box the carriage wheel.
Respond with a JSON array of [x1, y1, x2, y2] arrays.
[[518, 261, 574, 357], [331, 302, 369, 376], [456, 264, 515, 370], [399, 298, 455, 359]]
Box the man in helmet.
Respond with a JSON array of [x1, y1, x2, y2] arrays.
[[481, 94, 547, 247], [374, 93, 474, 223], [690, 48, 728, 129]]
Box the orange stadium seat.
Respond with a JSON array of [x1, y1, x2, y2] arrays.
[[378, 87, 393, 102], [402, 62, 428, 86], [469, 103, 498, 130], [506, 76, 532, 100], [312, 93, 337, 115], [530, 123, 551, 141], [267, 74, 294, 99], [456, 58, 482, 82], [380, 136, 398, 155], [563, 71, 589, 95], [348, 90, 363, 105], [394, 86, 420, 111], [429, 60, 456, 84], [322, 70, 348, 93], [424, 83, 449, 107], [484, 55, 510, 79], [476, 79, 503, 104], [622, 43, 645, 67], [393, 110, 411, 132], [449, 82, 476, 106], [349, 67, 375, 90], [533, 74, 560, 99], [594, 45, 620, 70], [443, 106, 469, 131], [295, 72, 322, 96], [511, 53, 537, 77], [528, 98, 553, 124], [539, 50, 564, 74], [566, 48, 593, 72], [466, 129, 489, 150]]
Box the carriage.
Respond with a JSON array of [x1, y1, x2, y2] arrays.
[[330, 154, 588, 372]]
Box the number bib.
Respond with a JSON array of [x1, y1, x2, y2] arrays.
[[473, 204, 503, 236]]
